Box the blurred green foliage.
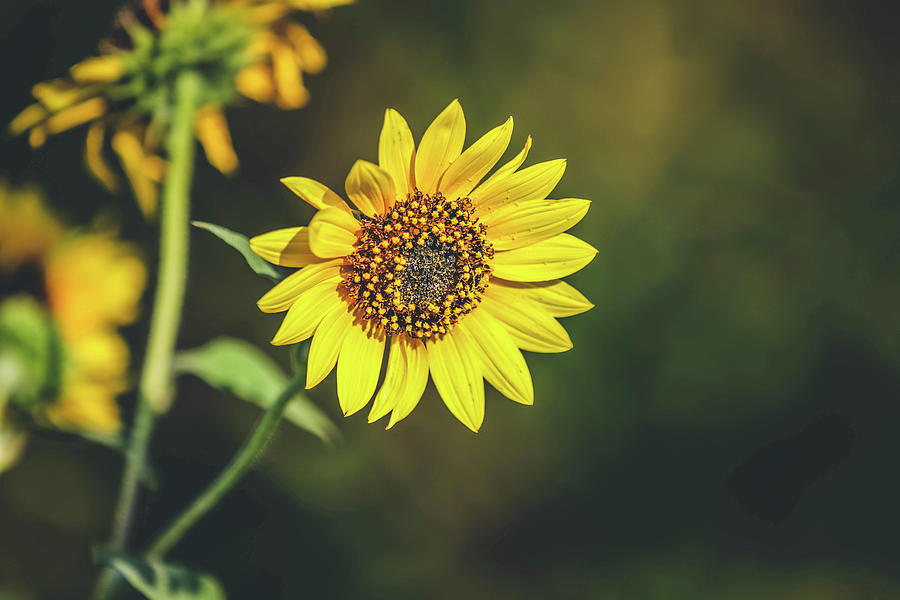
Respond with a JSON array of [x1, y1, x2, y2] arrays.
[[0, 296, 64, 413], [1, 0, 899, 598]]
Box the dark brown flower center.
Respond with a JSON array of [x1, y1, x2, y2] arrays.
[[341, 190, 493, 339]]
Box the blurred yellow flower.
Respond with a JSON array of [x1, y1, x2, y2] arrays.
[[0, 183, 146, 464], [251, 101, 596, 431], [43, 233, 147, 434], [10, 0, 352, 218], [0, 180, 64, 271]]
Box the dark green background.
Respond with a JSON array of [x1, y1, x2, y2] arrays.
[[2, 1, 899, 598]]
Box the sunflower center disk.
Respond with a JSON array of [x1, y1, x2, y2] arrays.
[[341, 191, 494, 339]]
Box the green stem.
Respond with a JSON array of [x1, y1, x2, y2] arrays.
[[92, 70, 202, 600], [147, 373, 305, 557]]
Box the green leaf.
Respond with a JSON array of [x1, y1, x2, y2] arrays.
[[174, 338, 340, 446], [192, 221, 290, 282], [97, 550, 225, 600], [0, 295, 64, 410]]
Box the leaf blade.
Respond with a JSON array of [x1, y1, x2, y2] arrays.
[[97, 550, 226, 600], [193, 221, 291, 282], [174, 337, 340, 445]]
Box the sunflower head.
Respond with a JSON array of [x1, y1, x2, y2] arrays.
[[9, 0, 352, 218], [111, 0, 258, 117], [343, 190, 495, 339], [250, 101, 595, 431], [0, 183, 146, 472]]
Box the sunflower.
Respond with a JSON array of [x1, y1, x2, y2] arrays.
[[42, 232, 147, 433], [0, 181, 64, 272], [249, 101, 596, 431], [0, 182, 146, 473], [9, 0, 352, 218]]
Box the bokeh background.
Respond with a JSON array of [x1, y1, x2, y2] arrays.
[[3, 0, 900, 598]]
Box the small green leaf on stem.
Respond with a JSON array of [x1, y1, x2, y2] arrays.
[[96, 549, 225, 600], [174, 337, 339, 445], [192, 221, 291, 281]]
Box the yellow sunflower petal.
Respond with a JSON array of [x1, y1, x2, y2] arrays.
[[43, 233, 146, 331], [271, 280, 342, 345], [69, 55, 125, 83], [306, 299, 354, 388], [477, 135, 532, 190], [195, 106, 239, 175], [257, 259, 341, 313], [439, 116, 513, 201], [491, 233, 596, 282], [308, 207, 359, 258], [28, 127, 47, 148], [386, 337, 428, 428], [414, 99, 465, 195], [249, 226, 320, 267], [44, 97, 107, 135], [483, 198, 590, 251], [481, 288, 573, 353], [283, 23, 327, 73], [280, 176, 352, 213], [345, 160, 394, 217], [337, 322, 385, 416], [492, 279, 593, 317], [236, 64, 276, 104], [9, 103, 49, 135], [32, 79, 90, 112], [111, 127, 159, 218], [271, 38, 309, 109], [145, 158, 166, 184], [369, 335, 428, 425], [378, 108, 416, 198], [470, 158, 566, 214], [367, 336, 406, 423], [427, 326, 484, 432], [246, 4, 289, 25], [46, 382, 121, 434], [462, 310, 533, 405], [66, 330, 129, 381], [84, 122, 120, 192]]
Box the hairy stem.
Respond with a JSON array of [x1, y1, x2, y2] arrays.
[[146, 373, 305, 557], [92, 69, 202, 600]]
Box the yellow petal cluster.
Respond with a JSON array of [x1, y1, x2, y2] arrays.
[[252, 101, 595, 431], [0, 184, 146, 438], [9, 0, 351, 218], [0, 180, 64, 271]]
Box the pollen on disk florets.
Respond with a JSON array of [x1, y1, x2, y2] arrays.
[[341, 190, 494, 339]]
